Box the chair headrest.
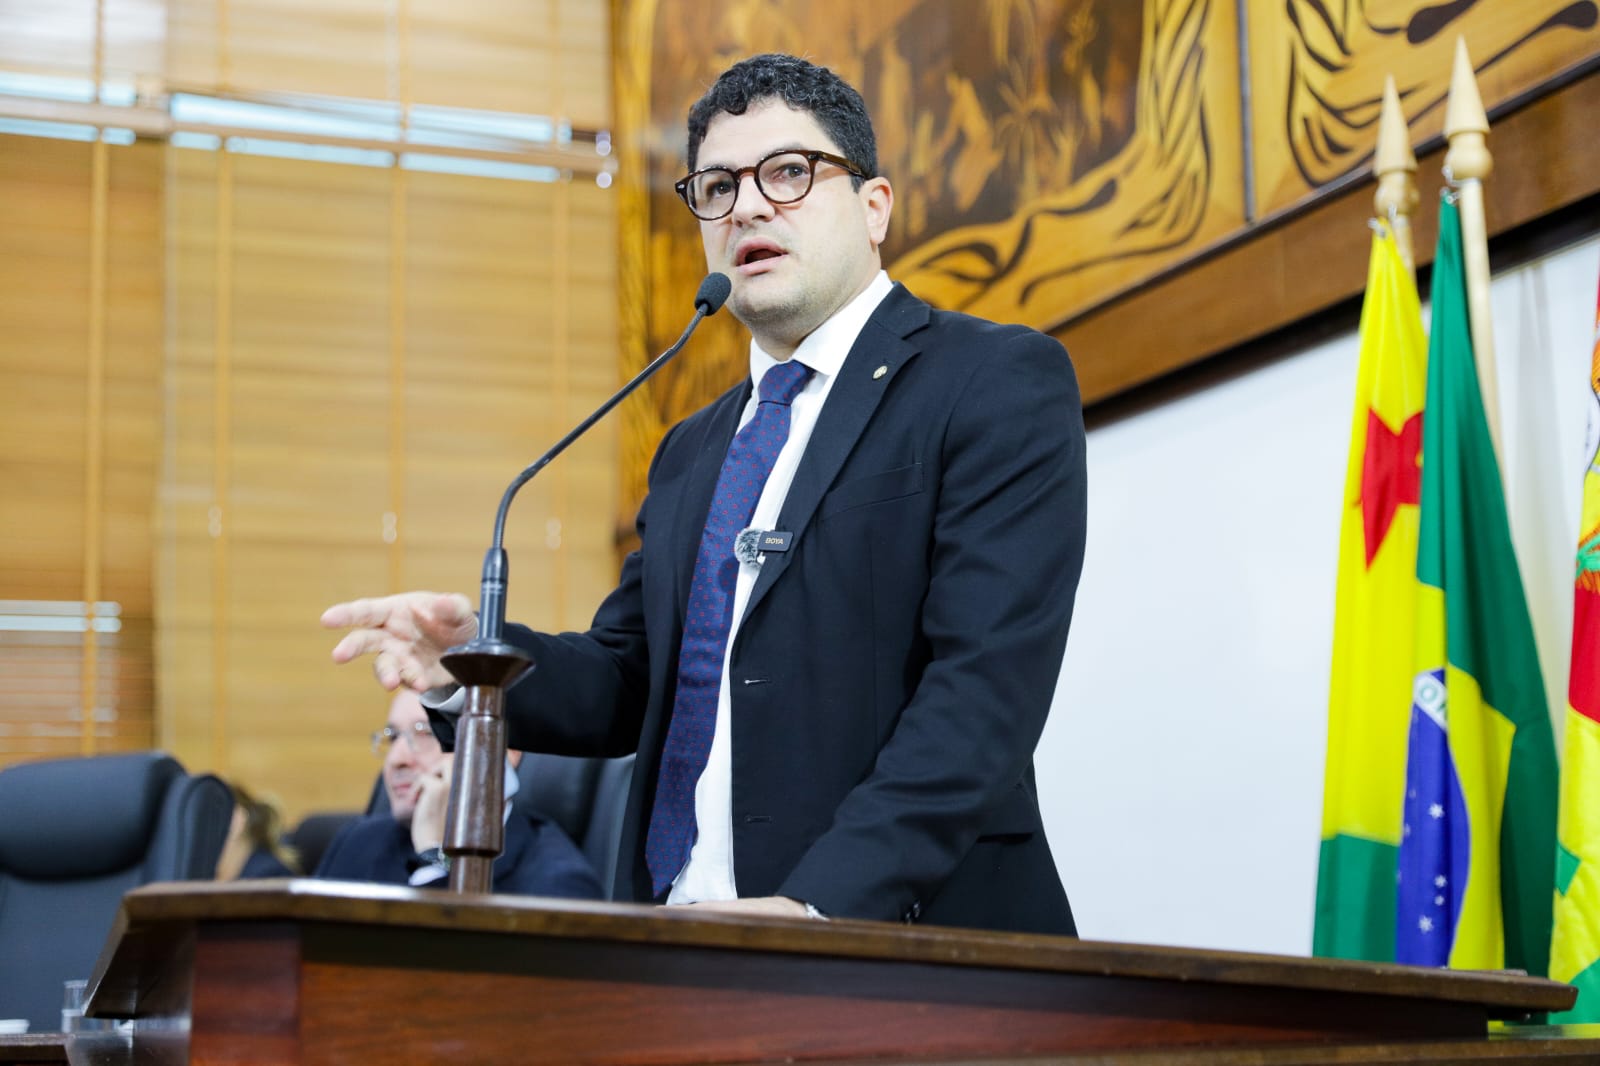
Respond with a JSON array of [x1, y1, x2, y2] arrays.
[[0, 752, 184, 879]]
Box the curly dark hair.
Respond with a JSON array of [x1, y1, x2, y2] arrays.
[[685, 53, 878, 185]]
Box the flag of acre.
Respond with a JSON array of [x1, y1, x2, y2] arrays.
[[1551, 269, 1600, 1020], [1394, 197, 1558, 975], [1314, 229, 1427, 962]]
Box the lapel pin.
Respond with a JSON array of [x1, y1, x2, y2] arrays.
[[873, 365, 888, 380]]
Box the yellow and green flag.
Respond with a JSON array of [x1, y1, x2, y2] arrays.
[[1314, 228, 1427, 961], [1551, 268, 1600, 1019], [1394, 196, 1558, 975]]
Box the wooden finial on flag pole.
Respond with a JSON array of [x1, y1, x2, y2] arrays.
[[1374, 75, 1419, 275], [1444, 35, 1502, 464]]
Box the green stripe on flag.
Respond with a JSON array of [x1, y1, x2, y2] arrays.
[[1557, 841, 1580, 897], [1551, 957, 1600, 1024], [1314, 835, 1397, 961]]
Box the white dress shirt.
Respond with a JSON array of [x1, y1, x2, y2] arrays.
[[667, 270, 895, 903]]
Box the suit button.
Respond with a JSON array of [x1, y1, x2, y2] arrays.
[[903, 901, 921, 923]]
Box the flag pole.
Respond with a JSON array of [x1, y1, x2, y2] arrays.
[[1443, 36, 1503, 467], [1374, 74, 1418, 276]]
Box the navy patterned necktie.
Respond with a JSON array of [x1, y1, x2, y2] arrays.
[[645, 358, 813, 896]]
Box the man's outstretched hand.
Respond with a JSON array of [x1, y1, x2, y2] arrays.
[[683, 897, 812, 919], [322, 592, 477, 692]]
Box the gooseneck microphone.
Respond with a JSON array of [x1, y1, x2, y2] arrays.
[[475, 271, 732, 644], [440, 271, 731, 893]]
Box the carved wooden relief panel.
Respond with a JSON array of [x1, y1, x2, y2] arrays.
[[613, 0, 1600, 527], [1249, 0, 1600, 215]]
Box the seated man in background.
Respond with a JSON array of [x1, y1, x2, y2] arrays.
[[315, 689, 602, 899]]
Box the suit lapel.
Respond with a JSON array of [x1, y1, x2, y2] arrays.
[[670, 381, 751, 621], [740, 285, 929, 623]]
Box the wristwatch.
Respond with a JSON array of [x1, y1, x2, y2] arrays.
[[416, 846, 450, 870]]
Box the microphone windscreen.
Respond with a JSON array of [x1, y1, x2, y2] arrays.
[[695, 272, 733, 315]]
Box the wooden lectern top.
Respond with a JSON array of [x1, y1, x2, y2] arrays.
[[78, 881, 1587, 1065]]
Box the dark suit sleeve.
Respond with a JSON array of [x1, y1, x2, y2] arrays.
[[777, 330, 1086, 921], [239, 849, 295, 879], [311, 820, 361, 878], [498, 554, 650, 757], [496, 814, 605, 900], [312, 817, 415, 885]]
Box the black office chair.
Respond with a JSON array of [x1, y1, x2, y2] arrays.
[[283, 811, 361, 876], [362, 751, 635, 897], [514, 752, 634, 895], [0, 752, 233, 1032]]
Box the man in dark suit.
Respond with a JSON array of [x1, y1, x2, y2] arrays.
[[314, 689, 602, 900], [323, 54, 1086, 934]]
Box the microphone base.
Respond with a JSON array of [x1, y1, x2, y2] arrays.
[[438, 641, 535, 894], [440, 640, 535, 689]]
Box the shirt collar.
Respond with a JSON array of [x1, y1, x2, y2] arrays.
[[748, 270, 894, 389]]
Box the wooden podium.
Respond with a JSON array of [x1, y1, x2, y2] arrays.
[[71, 880, 1596, 1064]]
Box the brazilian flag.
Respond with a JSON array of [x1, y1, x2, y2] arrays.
[[1394, 195, 1558, 976]]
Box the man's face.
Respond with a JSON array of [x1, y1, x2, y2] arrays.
[[381, 691, 444, 823], [695, 100, 892, 356]]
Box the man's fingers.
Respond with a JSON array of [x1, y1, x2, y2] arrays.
[[444, 593, 474, 622], [326, 591, 468, 693], [321, 596, 393, 630], [421, 593, 477, 640], [378, 644, 437, 689], [324, 591, 452, 633], [330, 627, 391, 664], [372, 652, 401, 691], [390, 649, 454, 693], [388, 610, 421, 644]]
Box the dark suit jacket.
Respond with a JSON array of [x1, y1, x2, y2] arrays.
[[239, 849, 296, 879], [487, 284, 1087, 934], [314, 810, 602, 900]]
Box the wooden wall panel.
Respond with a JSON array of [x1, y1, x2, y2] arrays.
[[161, 148, 396, 807], [161, 150, 620, 820], [167, 0, 393, 99], [0, 0, 97, 79], [0, 0, 165, 82], [0, 134, 162, 762], [2, 0, 614, 812], [556, 0, 612, 131], [100, 140, 164, 623], [3, 138, 93, 599], [165, 0, 609, 132], [1249, 0, 1600, 218], [402, 169, 615, 638], [1059, 67, 1600, 407], [884, 0, 1246, 328], [408, 0, 609, 128]]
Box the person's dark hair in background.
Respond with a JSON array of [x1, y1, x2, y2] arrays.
[[685, 53, 877, 183], [215, 783, 299, 879]]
